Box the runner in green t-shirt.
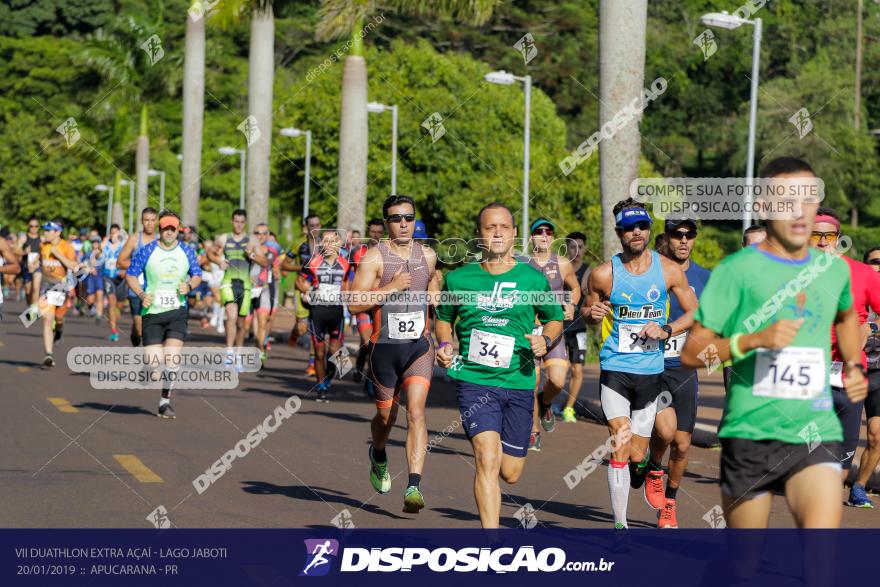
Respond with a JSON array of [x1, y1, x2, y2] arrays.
[[126, 211, 203, 419], [681, 157, 868, 529], [435, 202, 563, 528]]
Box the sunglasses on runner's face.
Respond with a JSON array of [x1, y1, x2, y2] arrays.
[[867, 258, 880, 266], [29, 223, 39, 229], [161, 225, 178, 232], [810, 231, 839, 243], [669, 230, 697, 240], [623, 221, 651, 232], [253, 230, 268, 235], [531, 228, 553, 236], [386, 214, 415, 223]]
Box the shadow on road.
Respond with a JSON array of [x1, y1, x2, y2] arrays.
[[241, 480, 408, 520], [72, 402, 155, 417]]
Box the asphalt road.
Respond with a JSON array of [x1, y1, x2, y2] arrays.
[[0, 299, 876, 529]]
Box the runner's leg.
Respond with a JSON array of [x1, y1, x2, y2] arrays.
[[471, 431, 503, 529]]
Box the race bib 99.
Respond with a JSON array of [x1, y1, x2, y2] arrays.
[[618, 323, 659, 354]]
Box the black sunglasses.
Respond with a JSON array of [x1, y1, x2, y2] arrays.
[[622, 221, 651, 232], [668, 230, 697, 240], [867, 258, 880, 266], [386, 214, 415, 223]]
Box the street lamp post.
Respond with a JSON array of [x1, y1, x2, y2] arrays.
[[218, 147, 246, 209], [700, 11, 762, 231], [484, 70, 532, 250], [279, 128, 312, 222], [95, 184, 113, 232], [367, 102, 399, 195], [119, 179, 135, 234], [147, 169, 166, 211]]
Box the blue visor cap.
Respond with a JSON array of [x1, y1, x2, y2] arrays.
[[614, 208, 652, 229], [42, 221, 63, 232], [413, 220, 428, 239]]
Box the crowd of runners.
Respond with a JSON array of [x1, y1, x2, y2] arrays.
[[2, 156, 879, 529]]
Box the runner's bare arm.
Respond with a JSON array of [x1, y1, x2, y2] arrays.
[[424, 246, 441, 307], [835, 306, 870, 402], [583, 262, 612, 324], [661, 257, 698, 335], [434, 319, 455, 368], [0, 239, 20, 274], [681, 319, 803, 369], [346, 246, 383, 313], [116, 237, 136, 270], [295, 271, 312, 294], [246, 241, 268, 267], [280, 253, 302, 272], [559, 256, 581, 307], [205, 234, 226, 265]]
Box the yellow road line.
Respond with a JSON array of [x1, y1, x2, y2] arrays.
[[47, 397, 79, 413], [17, 366, 30, 373], [113, 455, 163, 483]]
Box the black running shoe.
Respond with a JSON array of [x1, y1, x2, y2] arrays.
[[157, 403, 176, 419], [43, 354, 55, 367], [131, 332, 141, 347]]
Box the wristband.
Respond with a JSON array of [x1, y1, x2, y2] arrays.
[[845, 361, 867, 375], [661, 324, 673, 339], [438, 341, 451, 350], [729, 333, 748, 362], [871, 323, 879, 336]]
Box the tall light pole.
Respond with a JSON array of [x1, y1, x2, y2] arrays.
[[484, 70, 531, 250], [218, 146, 246, 209], [147, 168, 165, 211], [701, 11, 762, 231], [367, 102, 399, 195], [95, 184, 113, 232], [279, 128, 312, 222], [119, 179, 135, 234]]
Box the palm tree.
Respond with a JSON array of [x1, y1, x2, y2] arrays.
[[78, 11, 178, 218], [181, 3, 207, 227], [598, 0, 647, 258], [214, 0, 276, 228], [316, 0, 497, 232]]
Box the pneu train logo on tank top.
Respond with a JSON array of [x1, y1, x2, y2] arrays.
[[617, 304, 663, 320], [477, 282, 519, 313]]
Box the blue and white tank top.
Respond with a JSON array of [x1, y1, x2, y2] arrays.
[[599, 250, 668, 374]]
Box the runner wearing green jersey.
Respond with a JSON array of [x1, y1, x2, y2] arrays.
[[125, 211, 203, 419], [681, 157, 868, 528], [436, 202, 563, 528], [207, 209, 267, 350]]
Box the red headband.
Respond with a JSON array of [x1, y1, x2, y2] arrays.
[[814, 214, 840, 231]]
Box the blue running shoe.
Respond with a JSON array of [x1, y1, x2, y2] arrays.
[[847, 484, 875, 508]]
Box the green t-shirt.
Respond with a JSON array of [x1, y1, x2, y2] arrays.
[[695, 246, 852, 443], [436, 261, 564, 390], [141, 245, 193, 316]]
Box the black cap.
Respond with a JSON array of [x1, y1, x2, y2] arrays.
[[664, 218, 697, 233]]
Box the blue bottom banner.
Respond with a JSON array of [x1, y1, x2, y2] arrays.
[[1, 529, 876, 586]]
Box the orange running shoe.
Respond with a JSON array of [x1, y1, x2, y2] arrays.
[[658, 499, 678, 528], [644, 470, 666, 510], [305, 363, 316, 376]]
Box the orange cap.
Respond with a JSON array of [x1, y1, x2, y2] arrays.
[[159, 216, 180, 230]]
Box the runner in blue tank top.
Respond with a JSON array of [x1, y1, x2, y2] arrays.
[[101, 224, 127, 342], [644, 218, 711, 528], [584, 199, 698, 529], [118, 207, 159, 346]]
